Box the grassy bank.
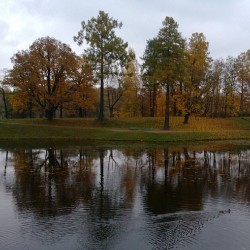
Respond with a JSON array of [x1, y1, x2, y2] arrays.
[[0, 116, 250, 143]]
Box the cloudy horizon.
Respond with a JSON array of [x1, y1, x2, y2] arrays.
[[0, 0, 249, 70]]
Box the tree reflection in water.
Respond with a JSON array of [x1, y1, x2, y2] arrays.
[[2, 145, 250, 249]]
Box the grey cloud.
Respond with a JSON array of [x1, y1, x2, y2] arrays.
[[0, 0, 250, 69], [0, 21, 8, 38]]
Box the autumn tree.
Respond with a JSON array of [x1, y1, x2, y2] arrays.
[[204, 59, 224, 117], [119, 49, 142, 117], [237, 50, 250, 115], [7, 37, 83, 120], [142, 38, 161, 117], [0, 69, 10, 118], [184, 32, 212, 123], [74, 10, 129, 121], [142, 17, 185, 129], [105, 60, 125, 117], [0, 86, 8, 118], [65, 56, 97, 117], [5, 49, 35, 118], [223, 56, 238, 116], [159, 17, 186, 130]]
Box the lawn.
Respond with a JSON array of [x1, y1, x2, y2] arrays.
[[0, 116, 250, 143]]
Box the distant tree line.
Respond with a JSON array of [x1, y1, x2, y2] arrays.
[[1, 11, 250, 129]]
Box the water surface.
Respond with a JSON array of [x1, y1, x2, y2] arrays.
[[1, 143, 250, 249]]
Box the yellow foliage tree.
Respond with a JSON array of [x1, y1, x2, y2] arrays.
[[119, 49, 142, 117], [7, 37, 94, 119]]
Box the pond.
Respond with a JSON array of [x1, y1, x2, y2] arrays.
[[1, 143, 250, 249]]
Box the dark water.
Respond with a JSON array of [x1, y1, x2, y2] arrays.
[[1, 143, 250, 250]]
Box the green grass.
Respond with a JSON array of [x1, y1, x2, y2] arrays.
[[0, 116, 250, 143]]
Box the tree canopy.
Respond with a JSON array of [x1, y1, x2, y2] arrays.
[[74, 10, 129, 121], [6, 37, 93, 120], [142, 16, 186, 130]]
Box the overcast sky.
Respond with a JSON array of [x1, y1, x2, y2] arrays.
[[0, 0, 249, 70]]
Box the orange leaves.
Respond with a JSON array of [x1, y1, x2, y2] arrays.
[[7, 37, 97, 119]]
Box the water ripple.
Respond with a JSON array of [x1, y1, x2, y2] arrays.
[[143, 209, 231, 249]]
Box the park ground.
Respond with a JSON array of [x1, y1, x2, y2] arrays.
[[0, 117, 250, 147]]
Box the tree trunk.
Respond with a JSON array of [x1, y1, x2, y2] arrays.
[[178, 82, 183, 117], [1, 87, 8, 119], [240, 81, 244, 116], [109, 106, 114, 117], [173, 100, 177, 116], [79, 107, 83, 117], [224, 94, 228, 117], [99, 78, 104, 121], [141, 92, 144, 117], [28, 100, 33, 118], [99, 46, 105, 121], [59, 104, 63, 118], [149, 89, 153, 117], [152, 85, 157, 117], [163, 83, 170, 130], [183, 112, 190, 124], [46, 107, 55, 121], [107, 88, 114, 118], [47, 111, 54, 121]]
